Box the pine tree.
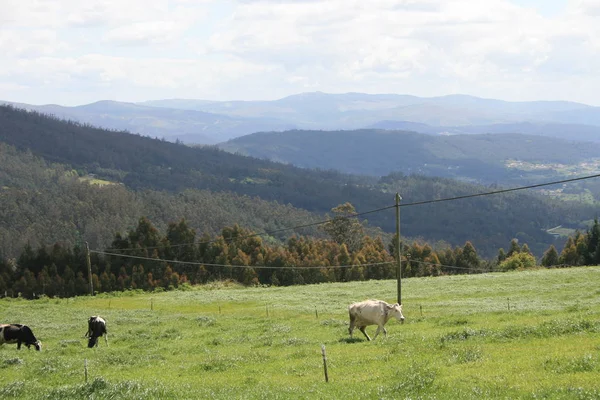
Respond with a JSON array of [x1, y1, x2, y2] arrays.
[[507, 239, 521, 257], [585, 218, 600, 265], [541, 245, 559, 267]]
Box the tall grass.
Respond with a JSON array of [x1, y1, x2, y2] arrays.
[[0, 267, 599, 399]]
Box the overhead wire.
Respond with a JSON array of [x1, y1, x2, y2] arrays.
[[106, 203, 395, 252], [97, 173, 600, 259], [90, 249, 394, 270]]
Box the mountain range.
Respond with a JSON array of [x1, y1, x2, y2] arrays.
[[4, 92, 600, 145]]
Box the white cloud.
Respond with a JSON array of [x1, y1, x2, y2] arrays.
[[1, 0, 600, 105]]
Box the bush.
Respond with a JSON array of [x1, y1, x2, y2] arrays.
[[498, 252, 537, 271]]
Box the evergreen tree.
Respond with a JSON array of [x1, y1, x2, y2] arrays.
[[541, 245, 559, 267], [585, 218, 600, 265], [507, 239, 521, 257], [497, 248, 507, 263], [558, 237, 580, 266], [322, 203, 364, 252], [456, 241, 480, 273]]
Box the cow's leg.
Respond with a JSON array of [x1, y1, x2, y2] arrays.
[[17, 340, 22, 350], [358, 326, 371, 341], [372, 325, 383, 340], [383, 327, 388, 337], [348, 314, 355, 338], [104, 333, 108, 346]]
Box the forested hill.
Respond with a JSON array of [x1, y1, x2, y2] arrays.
[[0, 105, 375, 213], [0, 105, 594, 257], [219, 129, 600, 182]]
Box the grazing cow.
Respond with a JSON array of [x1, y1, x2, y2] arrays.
[[0, 324, 42, 351], [85, 316, 108, 348], [348, 300, 405, 341]]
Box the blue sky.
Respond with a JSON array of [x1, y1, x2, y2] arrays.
[[511, 0, 567, 16], [1, 0, 599, 106]]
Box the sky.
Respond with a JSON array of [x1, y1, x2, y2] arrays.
[[1, 0, 600, 106]]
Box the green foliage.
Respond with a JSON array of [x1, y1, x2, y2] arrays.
[[321, 203, 365, 252], [541, 245, 560, 267], [498, 252, 537, 271]]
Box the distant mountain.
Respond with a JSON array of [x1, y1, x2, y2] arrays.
[[2, 100, 295, 144], [142, 92, 600, 130], [219, 129, 600, 182], [366, 121, 600, 143], [5, 92, 600, 145]]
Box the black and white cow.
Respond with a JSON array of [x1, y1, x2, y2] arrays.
[[0, 324, 42, 350], [85, 316, 108, 348]]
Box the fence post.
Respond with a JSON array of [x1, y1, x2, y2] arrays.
[[321, 345, 329, 383]]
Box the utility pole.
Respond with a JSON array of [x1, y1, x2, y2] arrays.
[[85, 241, 94, 296], [395, 193, 402, 305]]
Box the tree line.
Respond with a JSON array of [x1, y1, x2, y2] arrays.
[[2, 205, 599, 299]]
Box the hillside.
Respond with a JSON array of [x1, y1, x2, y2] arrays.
[[2, 100, 294, 144], [0, 142, 325, 258], [219, 129, 600, 184], [0, 105, 594, 258], [366, 120, 600, 143]]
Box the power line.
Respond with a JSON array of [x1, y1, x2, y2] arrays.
[[409, 259, 490, 273], [107, 204, 395, 252], [400, 173, 600, 207], [91, 249, 395, 270], [91, 249, 494, 274], [102, 173, 600, 252]]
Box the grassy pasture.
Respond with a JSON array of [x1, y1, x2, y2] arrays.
[[1, 267, 599, 399]]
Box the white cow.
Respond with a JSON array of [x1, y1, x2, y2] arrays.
[[348, 300, 405, 341]]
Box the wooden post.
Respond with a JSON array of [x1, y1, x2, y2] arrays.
[[85, 242, 94, 296], [420, 304, 423, 317], [507, 298, 510, 311], [321, 345, 329, 383], [84, 358, 88, 383], [315, 307, 319, 319], [395, 193, 402, 305]]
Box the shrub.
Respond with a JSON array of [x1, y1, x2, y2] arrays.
[[499, 252, 537, 271]]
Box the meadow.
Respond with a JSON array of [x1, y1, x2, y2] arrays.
[[1, 267, 599, 399]]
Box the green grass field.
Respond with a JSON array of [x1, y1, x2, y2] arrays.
[[1, 267, 599, 399]]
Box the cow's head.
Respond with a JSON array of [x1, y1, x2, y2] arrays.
[[29, 341, 42, 351], [387, 303, 405, 324]]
